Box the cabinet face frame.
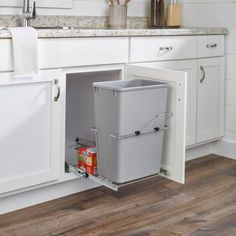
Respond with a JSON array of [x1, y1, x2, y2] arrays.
[[0, 69, 64, 195]]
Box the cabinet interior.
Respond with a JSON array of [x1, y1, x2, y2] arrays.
[[65, 70, 122, 166]]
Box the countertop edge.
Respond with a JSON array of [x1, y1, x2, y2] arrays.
[[0, 28, 229, 39]]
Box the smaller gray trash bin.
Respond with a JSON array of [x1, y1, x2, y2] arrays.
[[93, 79, 169, 183]]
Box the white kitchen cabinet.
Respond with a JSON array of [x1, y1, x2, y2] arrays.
[[0, 69, 64, 194], [135, 60, 198, 147], [197, 57, 224, 143], [0, 33, 226, 213]]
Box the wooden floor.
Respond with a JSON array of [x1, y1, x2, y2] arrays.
[[0, 155, 235, 236]]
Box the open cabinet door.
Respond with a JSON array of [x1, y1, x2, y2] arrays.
[[126, 64, 187, 184]]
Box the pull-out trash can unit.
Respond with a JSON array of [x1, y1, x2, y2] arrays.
[[93, 79, 169, 183]]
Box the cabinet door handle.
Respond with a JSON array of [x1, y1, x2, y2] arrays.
[[54, 79, 61, 101], [159, 46, 173, 51], [200, 66, 206, 83], [206, 43, 217, 48]]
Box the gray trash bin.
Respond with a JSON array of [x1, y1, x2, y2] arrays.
[[93, 79, 169, 183]]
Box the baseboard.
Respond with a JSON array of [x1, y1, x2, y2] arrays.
[[0, 177, 99, 215], [186, 142, 213, 161], [213, 139, 236, 160]]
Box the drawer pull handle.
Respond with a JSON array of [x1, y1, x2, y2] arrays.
[[54, 79, 61, 101], [200, 66, 206, 83], [206, 43, 217, 48], [159, 46, 173, 51]]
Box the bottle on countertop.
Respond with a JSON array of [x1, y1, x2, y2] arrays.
[[166, 0, 181, 28], [150, 0, 165, 28]]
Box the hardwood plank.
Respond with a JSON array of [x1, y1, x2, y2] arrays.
[[0, 155, 235, 236], [84, 185, 235, 236], [183, 213, 236, 236]]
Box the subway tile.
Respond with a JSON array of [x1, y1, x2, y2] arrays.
[[225, 29, 236, 54], [224, 130, 236, 142], [226, 55, 236, 80], [225, 105, 236, 133], [225, 80, 236, 106], [182, 3, 236, 28]]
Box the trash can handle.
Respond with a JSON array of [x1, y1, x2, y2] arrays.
[[107, 112, 173, 139], [91, 112, 173, 140], [138, 112, 173, 134]]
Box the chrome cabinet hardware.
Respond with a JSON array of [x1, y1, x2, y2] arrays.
[[159, 46, 173, 51], [206, 43, 217, 48], [54, 79, 61, 101], [200, 66, 206, 83]]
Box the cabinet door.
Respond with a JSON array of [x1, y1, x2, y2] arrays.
[[197, 57, 224, 143], [127, 64, 187, 184], [0, 70, 63, 194], [136, 61, 197, 147]]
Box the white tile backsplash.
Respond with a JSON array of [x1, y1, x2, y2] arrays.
[[224, 130, 236, 142], [225, 105, 236, 133], [182, 3, 236, 28], [225, 80, 236, 106], [226, 55, 236, 80], [0, 0, 149, 17], [225, 29, 236, 54]]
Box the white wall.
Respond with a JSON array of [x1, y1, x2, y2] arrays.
[[1, 0, 235, 143], [0, 0, 149, 16], [0, 0, 72, 13]]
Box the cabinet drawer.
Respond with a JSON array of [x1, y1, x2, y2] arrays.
[[57, 37, 129, 67], [198, 36, 224, 58], [0, 37, 129, 71], [129, 36, 197, 63]]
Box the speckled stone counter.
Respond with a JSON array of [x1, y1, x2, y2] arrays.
[[0, 27, 228, 39], [0, 15, 228, 38]]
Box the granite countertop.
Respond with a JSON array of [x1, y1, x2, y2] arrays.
[[0, 27, 228, 39]]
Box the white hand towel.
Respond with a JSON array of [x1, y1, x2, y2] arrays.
[[8, 27, 38, 77]]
